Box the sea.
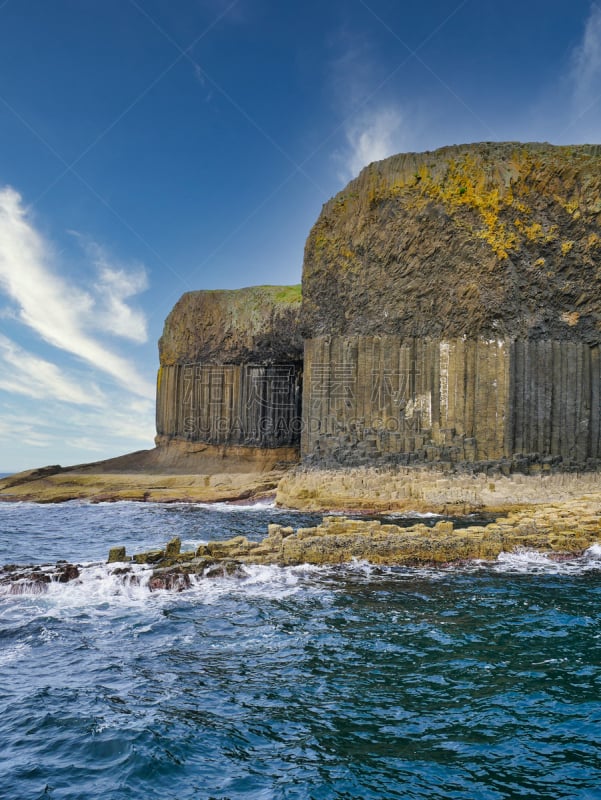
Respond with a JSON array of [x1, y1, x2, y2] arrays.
[[1, 498, 601, 800]]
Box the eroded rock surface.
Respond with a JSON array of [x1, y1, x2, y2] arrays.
[[109, 498, 601, 575], [300, 143, 601, 467], [302, 143, 601, 341]]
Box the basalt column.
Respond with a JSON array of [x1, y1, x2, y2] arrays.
[[301, 336, 601, 466], [301, 336, 509, 464]]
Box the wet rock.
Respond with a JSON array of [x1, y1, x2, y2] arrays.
[[57, 564, 80, 583], [164, 537, 181, 558], [203, 560, 246, 579], [148, 569, 191, 592], [1, 563, 80, 593], [107, 546, 126, 563]]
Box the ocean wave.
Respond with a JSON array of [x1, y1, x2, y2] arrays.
[[189, 500, 277, 512], [3, 545, 601, 612], [491, 547, 601, 575], [0, 561, 326, 610]]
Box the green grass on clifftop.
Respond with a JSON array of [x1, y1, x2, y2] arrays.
[[257, 284, 302, 304]]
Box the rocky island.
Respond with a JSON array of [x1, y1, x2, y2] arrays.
[[2, 141, 601, 566]]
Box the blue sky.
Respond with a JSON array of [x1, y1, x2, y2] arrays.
[[0, 0, 600, 472]]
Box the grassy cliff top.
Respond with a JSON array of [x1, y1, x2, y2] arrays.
[[159, 284, 303, 365]]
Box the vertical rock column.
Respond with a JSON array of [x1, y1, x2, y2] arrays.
[[301, 336, 601, 465], [156, 363, 301, 447], [507, 341, 601, 462]]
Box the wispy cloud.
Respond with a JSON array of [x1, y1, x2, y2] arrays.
[[72, 235, 149, 343], [337, 106, 407, 182], [0, 334, 104, 405], [0, 392, 155, 466], [543, 3, 601, 142], [327, 29, 419, 183], [571, 3, 601, 115], [0, 186, 154, 398]]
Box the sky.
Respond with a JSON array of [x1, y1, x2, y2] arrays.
[[0, 0, 600, 472]]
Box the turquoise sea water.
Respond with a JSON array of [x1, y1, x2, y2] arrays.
[[1, 500, 601, 799]]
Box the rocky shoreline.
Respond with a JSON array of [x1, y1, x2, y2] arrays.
[[5, 458, 601, 511], [3, 459, 601, 584], [0, 441, 297, 504], [110, 495, 601, 573], [3, 494, 600, 594], [0, 469, 284, 505]]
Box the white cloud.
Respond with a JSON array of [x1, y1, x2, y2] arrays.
[[79, 238, 149, 343], [0, 334, 104, 405], [571, 4, 601, 115], [0, 187, 154, 398], [93, 266, 148, 342], [336, 106, 407, 182], [0, 389, 155, 470], [545, 3, 601, 142], [64, 397, 155, 446], [327, 31, 416, 183]]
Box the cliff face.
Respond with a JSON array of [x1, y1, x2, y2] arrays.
[[159, 285, 303, 365], [301, 336, 601, 466], [302, 143, 601, 342], [155, 143, 601, 471], [299, 142, 601, 467], [156, 286, 303, 450]]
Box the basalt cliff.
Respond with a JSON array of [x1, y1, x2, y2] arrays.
[[3, 142, 601, 513], [154, 142, 601, 475], [299, 142, 601, 470]]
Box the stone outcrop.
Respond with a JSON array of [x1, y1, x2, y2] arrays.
[[157, 285, 303, 449], [299, 142, 601, 467], [106, 495, 601, 575], [159, 285, 303, 366]]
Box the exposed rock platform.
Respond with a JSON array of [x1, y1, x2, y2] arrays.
[[104, 495, 601, 580], [0, 441, 297, 504], [276, 464, 601, 513]]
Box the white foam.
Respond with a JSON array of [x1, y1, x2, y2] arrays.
[[0, 559, 334, 614], [585, 543, 601, 559], [187, 562, 309, 604], [385, 511, 443, 519], [491, 547, 601, 575], [0, 641, 31, 666], [190, 500, 277, 513], [0, 562, 155, 607]]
